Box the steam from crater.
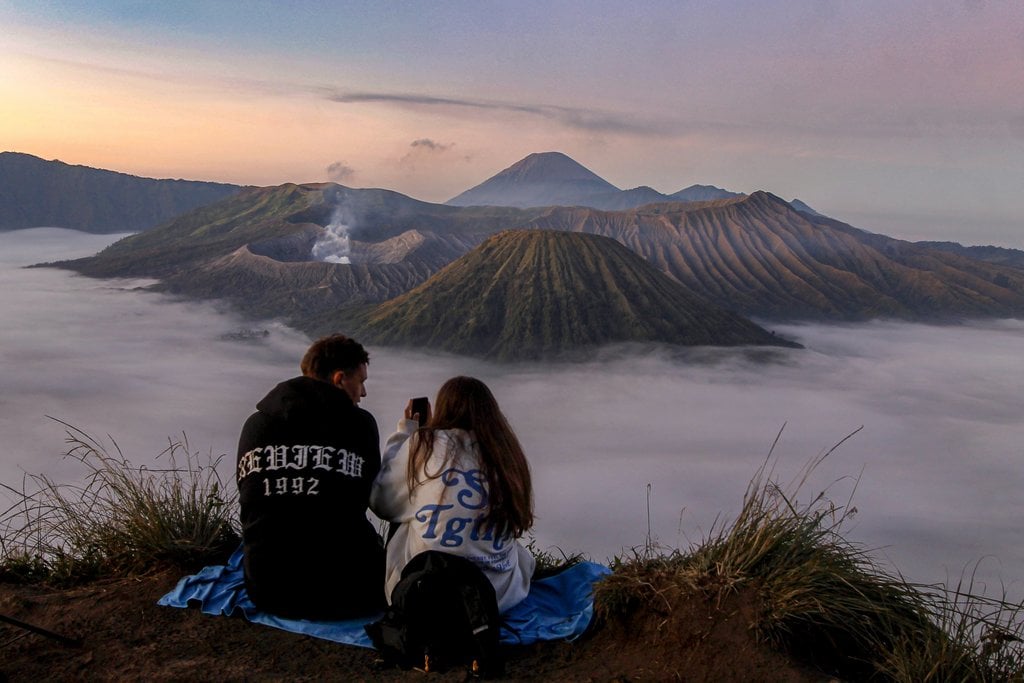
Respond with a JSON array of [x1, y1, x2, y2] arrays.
[[311, 204, 354, 264]]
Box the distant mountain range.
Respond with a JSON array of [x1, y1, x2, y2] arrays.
[[915, 241, 1024, 271], [447, 152, 741, 210], [0, 152, 242, 233], [58, 180, 1024, 324], [42, 151, 1024, 359]]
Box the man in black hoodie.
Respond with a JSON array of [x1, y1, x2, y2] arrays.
[[236, 334, 384, 619]]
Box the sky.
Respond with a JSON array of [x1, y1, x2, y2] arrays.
[[2, 229, 1023, 603], [2, 0, 1023, 246]]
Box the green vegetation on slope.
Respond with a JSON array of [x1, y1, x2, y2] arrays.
[[56, 184, 326, 278], [341, 229, 798, 360]]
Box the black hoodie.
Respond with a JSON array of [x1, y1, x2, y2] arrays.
[[236, 376, 384, 619]]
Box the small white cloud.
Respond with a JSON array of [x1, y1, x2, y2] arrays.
[[410, 138, 453, 152], [326, 161, 356, 183], [401, 138, 456, 167]]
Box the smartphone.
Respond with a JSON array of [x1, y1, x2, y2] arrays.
[[410, 396, 429, 424]]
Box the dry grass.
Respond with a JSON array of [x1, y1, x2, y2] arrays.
[[0, 420, 238, 585], [2, 423, 1021, 680], [524, 537, 586, 580], [594, 428, 1024, 681]]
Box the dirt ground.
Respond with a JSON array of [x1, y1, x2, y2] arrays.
[[0, 570, 832, 681]]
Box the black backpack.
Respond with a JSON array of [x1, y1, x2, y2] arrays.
[[365, 550, 505, 678]]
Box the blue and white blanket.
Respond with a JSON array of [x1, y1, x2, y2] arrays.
[[158, 546, 610, 648]]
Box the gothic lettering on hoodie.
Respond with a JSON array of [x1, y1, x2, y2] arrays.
[[414, 468, 509, 552], [238, 445, 365, 496]]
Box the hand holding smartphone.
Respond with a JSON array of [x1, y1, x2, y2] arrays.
[[409, 396, 430, 425]]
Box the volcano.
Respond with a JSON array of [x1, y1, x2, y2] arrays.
[[344, 230, 798, 360]]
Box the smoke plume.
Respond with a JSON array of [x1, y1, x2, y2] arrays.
[[311, 203, 354, 264]]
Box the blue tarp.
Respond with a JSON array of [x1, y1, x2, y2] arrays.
[[158, 546, 611, 648]]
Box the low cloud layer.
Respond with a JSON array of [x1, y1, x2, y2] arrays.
[[367, 324, 1024, 602], [2, 229, 1022, 601], [0, 229, 309, 486]]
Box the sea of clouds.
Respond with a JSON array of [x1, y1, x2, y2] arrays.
[[2, 228, 1022, 602]]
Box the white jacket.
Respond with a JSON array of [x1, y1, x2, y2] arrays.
[[370, 419, 535, 612]]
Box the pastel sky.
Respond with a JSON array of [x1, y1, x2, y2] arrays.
[[2, 1, 1022, 246]]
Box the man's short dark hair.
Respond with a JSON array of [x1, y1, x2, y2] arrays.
[[300, 334, 369, 381]]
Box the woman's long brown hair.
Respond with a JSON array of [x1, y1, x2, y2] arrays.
[[407, 376, 534, 538]]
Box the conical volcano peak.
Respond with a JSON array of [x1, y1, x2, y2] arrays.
[[446, 152, 618, 208], [496, 152, 616, 184]]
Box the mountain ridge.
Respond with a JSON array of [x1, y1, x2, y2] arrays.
[[514, 191, 1024, 321], [54, 182, 1024, 339], [0, 151, 243, 233]]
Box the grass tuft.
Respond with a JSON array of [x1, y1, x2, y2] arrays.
[[524, 536, 587, 580], [2, 422, 1021, 681], [0, 420, 239, 585], [594, 428, 1024, 681]]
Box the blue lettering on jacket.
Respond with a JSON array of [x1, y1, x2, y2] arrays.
[[415, 504, 453, 539], [414, 468, 509, 551], [440, 468, 488, 510], [441, 517, 470, 547]]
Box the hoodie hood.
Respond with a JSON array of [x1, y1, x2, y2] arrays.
[[256, 376, 353, 421]]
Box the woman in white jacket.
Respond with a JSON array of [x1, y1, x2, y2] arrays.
[[370, 376, 536, 612]]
